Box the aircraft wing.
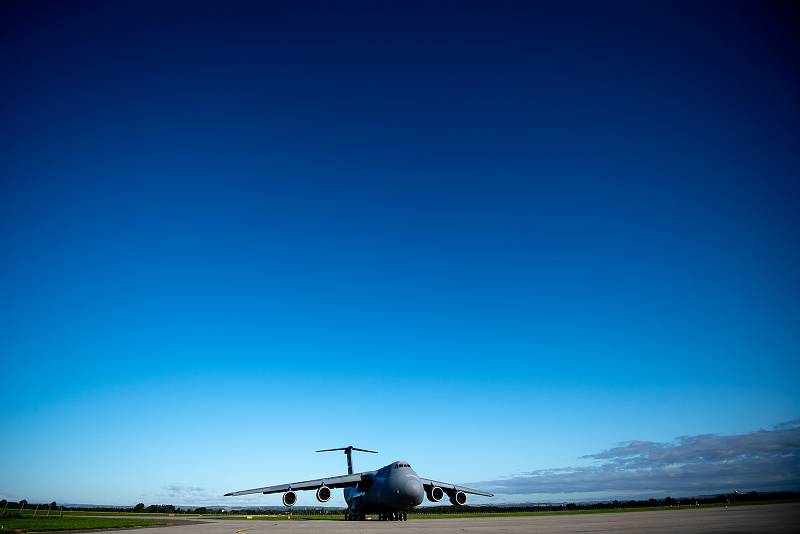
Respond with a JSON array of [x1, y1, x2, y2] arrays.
[[419, 478, 494, 497], [224, 473, 363, 496]]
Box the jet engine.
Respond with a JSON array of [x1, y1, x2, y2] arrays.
[[282, 491, 297, 507], [449, 491, 467, 506], [426, 486, 444, 502], [316, 485, 331, 502]]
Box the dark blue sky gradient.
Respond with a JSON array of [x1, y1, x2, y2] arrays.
[[1, 1, 799, 504]]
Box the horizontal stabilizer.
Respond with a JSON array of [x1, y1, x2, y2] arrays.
[[316, 446, 377, 453]]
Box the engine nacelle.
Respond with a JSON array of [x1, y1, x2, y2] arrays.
[[426, 486, 444, 502], [316, 485, 331, 503], [282, 491, 297, 507], [449, 491, 467, 506]]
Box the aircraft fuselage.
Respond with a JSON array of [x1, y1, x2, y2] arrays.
[[344, 461, 424, 514], [223, 447, 493, 522]]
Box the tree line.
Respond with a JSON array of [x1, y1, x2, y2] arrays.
[[2, 491, 797, 516]]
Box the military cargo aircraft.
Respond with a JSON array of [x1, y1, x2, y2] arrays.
[[224, 446, 493, 521]]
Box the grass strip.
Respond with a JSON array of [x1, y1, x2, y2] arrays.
[[0, 517, 168, 532]]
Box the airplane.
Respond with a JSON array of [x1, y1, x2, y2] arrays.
[[224, 446, 494, 521]]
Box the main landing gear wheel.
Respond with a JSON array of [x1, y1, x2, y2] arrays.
[[377, 512, 407, 521]]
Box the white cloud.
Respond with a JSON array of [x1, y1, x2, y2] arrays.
[[477, 419, 800, 498]]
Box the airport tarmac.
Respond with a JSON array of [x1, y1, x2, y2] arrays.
[[149, 503, 798, 533]]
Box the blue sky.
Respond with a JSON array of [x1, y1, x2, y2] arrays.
[[1, 1, 798, 506]]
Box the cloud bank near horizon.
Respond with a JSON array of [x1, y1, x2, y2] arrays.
[[479, 419, 800, 498]]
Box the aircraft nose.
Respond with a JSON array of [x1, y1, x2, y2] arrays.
[[403, 477, 424, 506]]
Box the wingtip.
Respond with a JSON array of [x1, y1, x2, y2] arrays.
[[224, 493, 232, 497]]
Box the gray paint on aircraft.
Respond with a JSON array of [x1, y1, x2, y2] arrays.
[[224, 446, 493, 520]]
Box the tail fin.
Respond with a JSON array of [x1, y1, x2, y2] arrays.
[[316, 446, 378, 475]]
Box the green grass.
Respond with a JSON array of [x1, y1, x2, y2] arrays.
[[0, 517, 168, 532], [10, 511, 200, 519], [59, 513, 201, 518]]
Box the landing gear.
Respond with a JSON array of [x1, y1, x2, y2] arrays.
[[378, 512, 407, 521], [351, 511, 408, 522]]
